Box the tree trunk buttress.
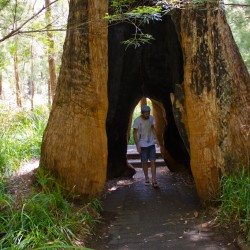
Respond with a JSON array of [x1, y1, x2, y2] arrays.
[[40, 0, 108, 196], [177, 5, 250, 203]]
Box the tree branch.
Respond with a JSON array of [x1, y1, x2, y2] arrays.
[[224, 3, 250, 7], [0, 0, 58, 43]]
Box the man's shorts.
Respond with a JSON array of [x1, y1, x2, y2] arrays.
[[140, 145, 156, 163]]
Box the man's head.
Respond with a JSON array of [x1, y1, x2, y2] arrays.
[[141, 105, 151, 119]]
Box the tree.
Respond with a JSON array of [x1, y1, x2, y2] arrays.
[[30, 39, 35, 110], [45, 0, 57, 105], [0, 0, 68, 108], [172, 2, 250, 202], [40, 0, 250, 204], [13, 42, 22, 107], [0, 71, 2, 98], [40, 0, 108, 196]]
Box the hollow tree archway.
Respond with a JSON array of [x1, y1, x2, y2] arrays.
[[40, 1, 250, 204], [106, 15, 190, 179]]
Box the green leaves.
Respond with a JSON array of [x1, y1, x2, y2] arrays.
[[106, 1, 163, 48], [121, 33, 155, 49], [124, 6, 162, 23]]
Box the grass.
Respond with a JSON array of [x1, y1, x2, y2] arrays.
[[1, 103, 250, 247], [0, 171, 101, 249], [0, 105, 102, 249], [217, 168, 250, 242], [0, 105, 49, 178]]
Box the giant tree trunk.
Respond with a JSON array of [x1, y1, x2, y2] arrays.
[[40, 1, 249, 203], [172, 4, 250, 203], [40, 0, 108, 196]]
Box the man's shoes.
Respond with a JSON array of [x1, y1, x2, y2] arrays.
[[145, 181, 150, 186], [152, 182, 159, 188]]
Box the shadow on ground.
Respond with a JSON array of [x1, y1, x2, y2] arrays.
[[88, 167, 239, 250]]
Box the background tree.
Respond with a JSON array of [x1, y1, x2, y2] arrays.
[[0, 0, 68, 108], [45, 0, 57, 106]]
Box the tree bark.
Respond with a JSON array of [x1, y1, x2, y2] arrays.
[[174, 4, 250, 203], [152, 99, 185, 171], [45, 0, 57, 104], [14, 53, 22, 107], [0, 72, 2, 99], [140, 97, 147, 107], [30, 43, 35, 110], [40, 0, 108, 197]]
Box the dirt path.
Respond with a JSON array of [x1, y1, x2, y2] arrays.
[[88, 167, 239, 250]]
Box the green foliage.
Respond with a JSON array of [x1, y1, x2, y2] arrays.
[[0, 0, 9, 10], [106, 1, 163, 48], [121, 33, 155, 49], [217, 168, 250, 241], [0, 173, 100, 249], [124, 6, 162, 24], [225, 0, 250, 72], [106, 0, 225, 48], [0, 106, 49, 178]]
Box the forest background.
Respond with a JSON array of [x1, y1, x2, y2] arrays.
[[0, 0, 249, 109], [0, 0, 249, 248]]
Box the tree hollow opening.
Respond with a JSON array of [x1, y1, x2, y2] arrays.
[[106, 15, 190, 178]]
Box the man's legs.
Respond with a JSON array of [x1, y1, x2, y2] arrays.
[[141, 147, 149, 184], [142, 163, 149, 183], [150, 160, 156, 184], [141, 145, 157, 185], [149, 145, 158, 187]]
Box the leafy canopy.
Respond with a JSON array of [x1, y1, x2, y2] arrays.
[[106, 0, 222, 48]]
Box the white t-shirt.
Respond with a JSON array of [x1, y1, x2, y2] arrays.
[[133, 115, 155, 147]]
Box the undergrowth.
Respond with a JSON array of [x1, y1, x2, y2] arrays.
[[217, 168, 250, 242], [0, 105, 49, 178], [0, 171, 101, 249]]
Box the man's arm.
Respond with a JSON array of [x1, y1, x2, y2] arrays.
[[152, 126, 159, 147], [133, 128, 141, 153]]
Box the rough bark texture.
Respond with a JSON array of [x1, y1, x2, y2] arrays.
[[171, 5, 250, 202], [107, 4, 249, 202], [40, 0, 108, 196], [152, 100, 186, 172]]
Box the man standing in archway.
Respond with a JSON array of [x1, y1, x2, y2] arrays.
[[133, 105, 159, 188]]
